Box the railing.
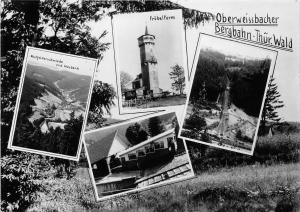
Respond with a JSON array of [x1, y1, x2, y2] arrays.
[[122, 92, 175, 107], [122, 98, 151, 107], [135, 162, 191, 187], [98, 187, 135, 196]]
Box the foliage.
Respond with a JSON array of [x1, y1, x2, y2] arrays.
[[190, 52, 227, 103], [26, 175, 105, 212], [275, 122, 300, 134], [201, 129, 211, 143], [26, 162, 300, 212], [95, 0, 214, 28], [87, 111, 107, 129], [260, 76, 284, 135], [192, 185, 299, 212], [147, 116, 164, 137], [125, 123, 149, 145], [0, 1, 214, 211], [1, 0, 213, 153], [186, 133, 300, 172], [1, 0, 214, 151], [87, 80, 116, 127], [1, 0, 109, 57], [59, 114, 84, 156], [13, 110, 84, 157], [89, 80, 116, 114], [1, 153, 52, 212], [169, 64, 185, 95], [230, 58, 271, 117], [51, 158, 78, 180], [38, 0, 109, 56], [197, 82, 207, 103], [184, 111, 207, 131], [190, 49, 271, 117], [181, 130, 200, 140], [1, 0, 109, 156]]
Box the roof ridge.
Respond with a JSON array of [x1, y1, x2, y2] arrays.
[[108, 129, 119, 156], [87, 129, 119, 164]]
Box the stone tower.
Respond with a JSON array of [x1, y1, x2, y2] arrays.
[[137, 26, 160, 97]]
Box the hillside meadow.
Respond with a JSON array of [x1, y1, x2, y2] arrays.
[[26, 162, 299, 212], [26, 133, 300, 212]]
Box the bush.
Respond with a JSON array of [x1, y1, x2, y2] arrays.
[[1, 153, 51, 212], [201, 131, 211, 143], [181, 130, 199, 140], [193, 186, 299, 212], [187, 133, 300, 173], [184, 111, 206, 131], [254, 134, 300, 163], [26, 175, 105, 212]]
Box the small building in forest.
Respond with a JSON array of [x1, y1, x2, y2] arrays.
[[39, 119, 66, 134], [86, 128, 178, 195], [40, 120, 49, 133]]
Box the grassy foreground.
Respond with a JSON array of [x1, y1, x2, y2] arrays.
[[27, 162, 300, 212]]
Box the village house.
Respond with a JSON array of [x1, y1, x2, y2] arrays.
[[39, 120, 66, 133], [86, 128, 190, 196]]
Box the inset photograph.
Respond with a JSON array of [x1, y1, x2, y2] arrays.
[[112, 9, 188, 114], [8, 47, 97, 160], [84, 112, 194, 201], [179, 34, 277, 155]]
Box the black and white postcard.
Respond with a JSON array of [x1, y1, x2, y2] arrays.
[[112, 9, 189, 115], [8, 47, 97, 161], [179, 34, 277, 155], [84, 111, 194, 201]]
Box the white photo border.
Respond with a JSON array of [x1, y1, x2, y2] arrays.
[[178, 33, 278, 156], [111, 9, 189, 115], [7, 46, 98, 161]]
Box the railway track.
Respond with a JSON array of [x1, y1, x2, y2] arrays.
[[136, 162, 192, 188]]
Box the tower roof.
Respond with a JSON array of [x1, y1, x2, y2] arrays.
[[138, 25, 155, 40], [145, 25, 148, 34]]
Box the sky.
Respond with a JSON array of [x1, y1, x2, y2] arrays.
[[112, 9, 187, 92], [198, 35, 276, 60], [26, 47, 97, 77]]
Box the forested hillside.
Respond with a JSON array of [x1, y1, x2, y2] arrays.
[[57, 71, 91, 91], [26, 64, 92, 104], [12, 64, 88, 155], [26, 64, 63, 97], [19, 76, 45, 113], [191, 49, 271, 117]]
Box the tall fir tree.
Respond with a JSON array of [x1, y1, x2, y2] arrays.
[[260, 76, 284, 135]]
